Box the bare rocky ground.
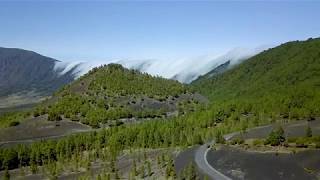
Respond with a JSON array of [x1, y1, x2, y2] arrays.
[[0, 91, 47, 109], [0, 148, 180, 180], [207, 145, 320, 180], [0, 115, 91, 147], [206, 119, 320, 180], [174, 146, 207, 179], [233, 119, 320, 140]]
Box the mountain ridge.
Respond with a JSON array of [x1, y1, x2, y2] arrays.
[[191, 37, 320, 118], [0, 47, 78, 109]]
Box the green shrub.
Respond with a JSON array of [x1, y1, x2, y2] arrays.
[[265, 126, 285, 146], [215, 131, 225, 144], [230, 138, 244, 145], [33, 111, 40, 117], [311, 135, 320, 143], [305, 125, 312, 137], [253, 139, 263, 146], [48, 112, 62, 121], [295, 137, 308, 148], [287, 137, 298, 143], [70, 115, 79, 121], [9, 121, 20, 127]]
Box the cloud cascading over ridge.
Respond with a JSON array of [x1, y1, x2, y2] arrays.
[[54, 46, 270, 84]]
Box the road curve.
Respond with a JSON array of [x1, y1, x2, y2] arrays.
[[194, 124, 273, 180], [195, 141, 232, 180]]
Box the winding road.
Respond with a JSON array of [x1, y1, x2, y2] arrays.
[[194, 141, 232, 180], [193, 124, 273, 180]]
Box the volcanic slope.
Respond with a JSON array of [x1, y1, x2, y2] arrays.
[[37, 64, 205, 128], [191, 38, 320, 119]]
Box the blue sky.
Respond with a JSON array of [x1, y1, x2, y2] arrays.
[[0, 1, 319, 61]]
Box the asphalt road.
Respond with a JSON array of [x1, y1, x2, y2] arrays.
[[194, 141, 232, 180], [191, 124, 273, 180]]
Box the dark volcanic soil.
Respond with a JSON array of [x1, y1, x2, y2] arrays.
[[207, 146, 320, 180], [0, 148, 179, 180], [0, 115, 91, 146], [174, 146, 208, 179], [233, 119, 320, 140]]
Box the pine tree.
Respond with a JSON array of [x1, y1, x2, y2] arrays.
[[140, 164, 145, 178], [186, 162, 196, 179], [131, 159, 137, 177], [96, 174, 102, 180], [215, 130, 225, 144], [115, 170, 120, 180], [157, 155, 161, 168], [147, 160, 152, 176], [165, 158, 176, 179], [306, 125, 312, 137], [110, 160, 116, 172], [105, 173, 110, 180], [3, 168, 10, 180], [86, 160, 91, 171]]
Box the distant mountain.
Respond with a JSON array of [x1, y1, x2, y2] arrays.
[[191, 60, 230, 84], [0, 45, 265, 109], [191, 38, 320, 118], [0, 47, 79, 109]]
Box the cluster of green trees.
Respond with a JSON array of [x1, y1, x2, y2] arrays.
[[2, 38, 320, 178], [179, 162, 199, 180], [265, 126, 286, 146], [86, 64, 188, 97], [0, 64, 198, 129], [21, 64, 197, 128], [0, 111, 30, 128], [36, 93, 172, 127], [192, 38, 320, 121], [0, 104, 255, 172], [248, 125, 320, 148], [75, 152, 175, 180]]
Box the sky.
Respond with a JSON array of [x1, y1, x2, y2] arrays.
[[0, 1, 320, 62]]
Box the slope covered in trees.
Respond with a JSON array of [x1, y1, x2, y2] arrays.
[[60, 63, 187, 97], [27, 64, 202, 128], [191, 38, 320, 120]]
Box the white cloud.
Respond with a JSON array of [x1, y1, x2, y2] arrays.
[[54, 46, 270, 83]]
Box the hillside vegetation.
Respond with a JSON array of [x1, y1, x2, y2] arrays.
[[61, 63, 187, 97], [2, 38, 320, 179], [192, 38, 320, 120], [28, 64, 201, 128]]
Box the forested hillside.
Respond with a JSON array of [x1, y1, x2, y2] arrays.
[[192, 38, 320, 120], [28, 64, 202, 128], [2, 39, 320, 179], [0, 64, 214, 179]]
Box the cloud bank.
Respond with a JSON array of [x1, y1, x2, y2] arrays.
[[54, 46, 269, 83]]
